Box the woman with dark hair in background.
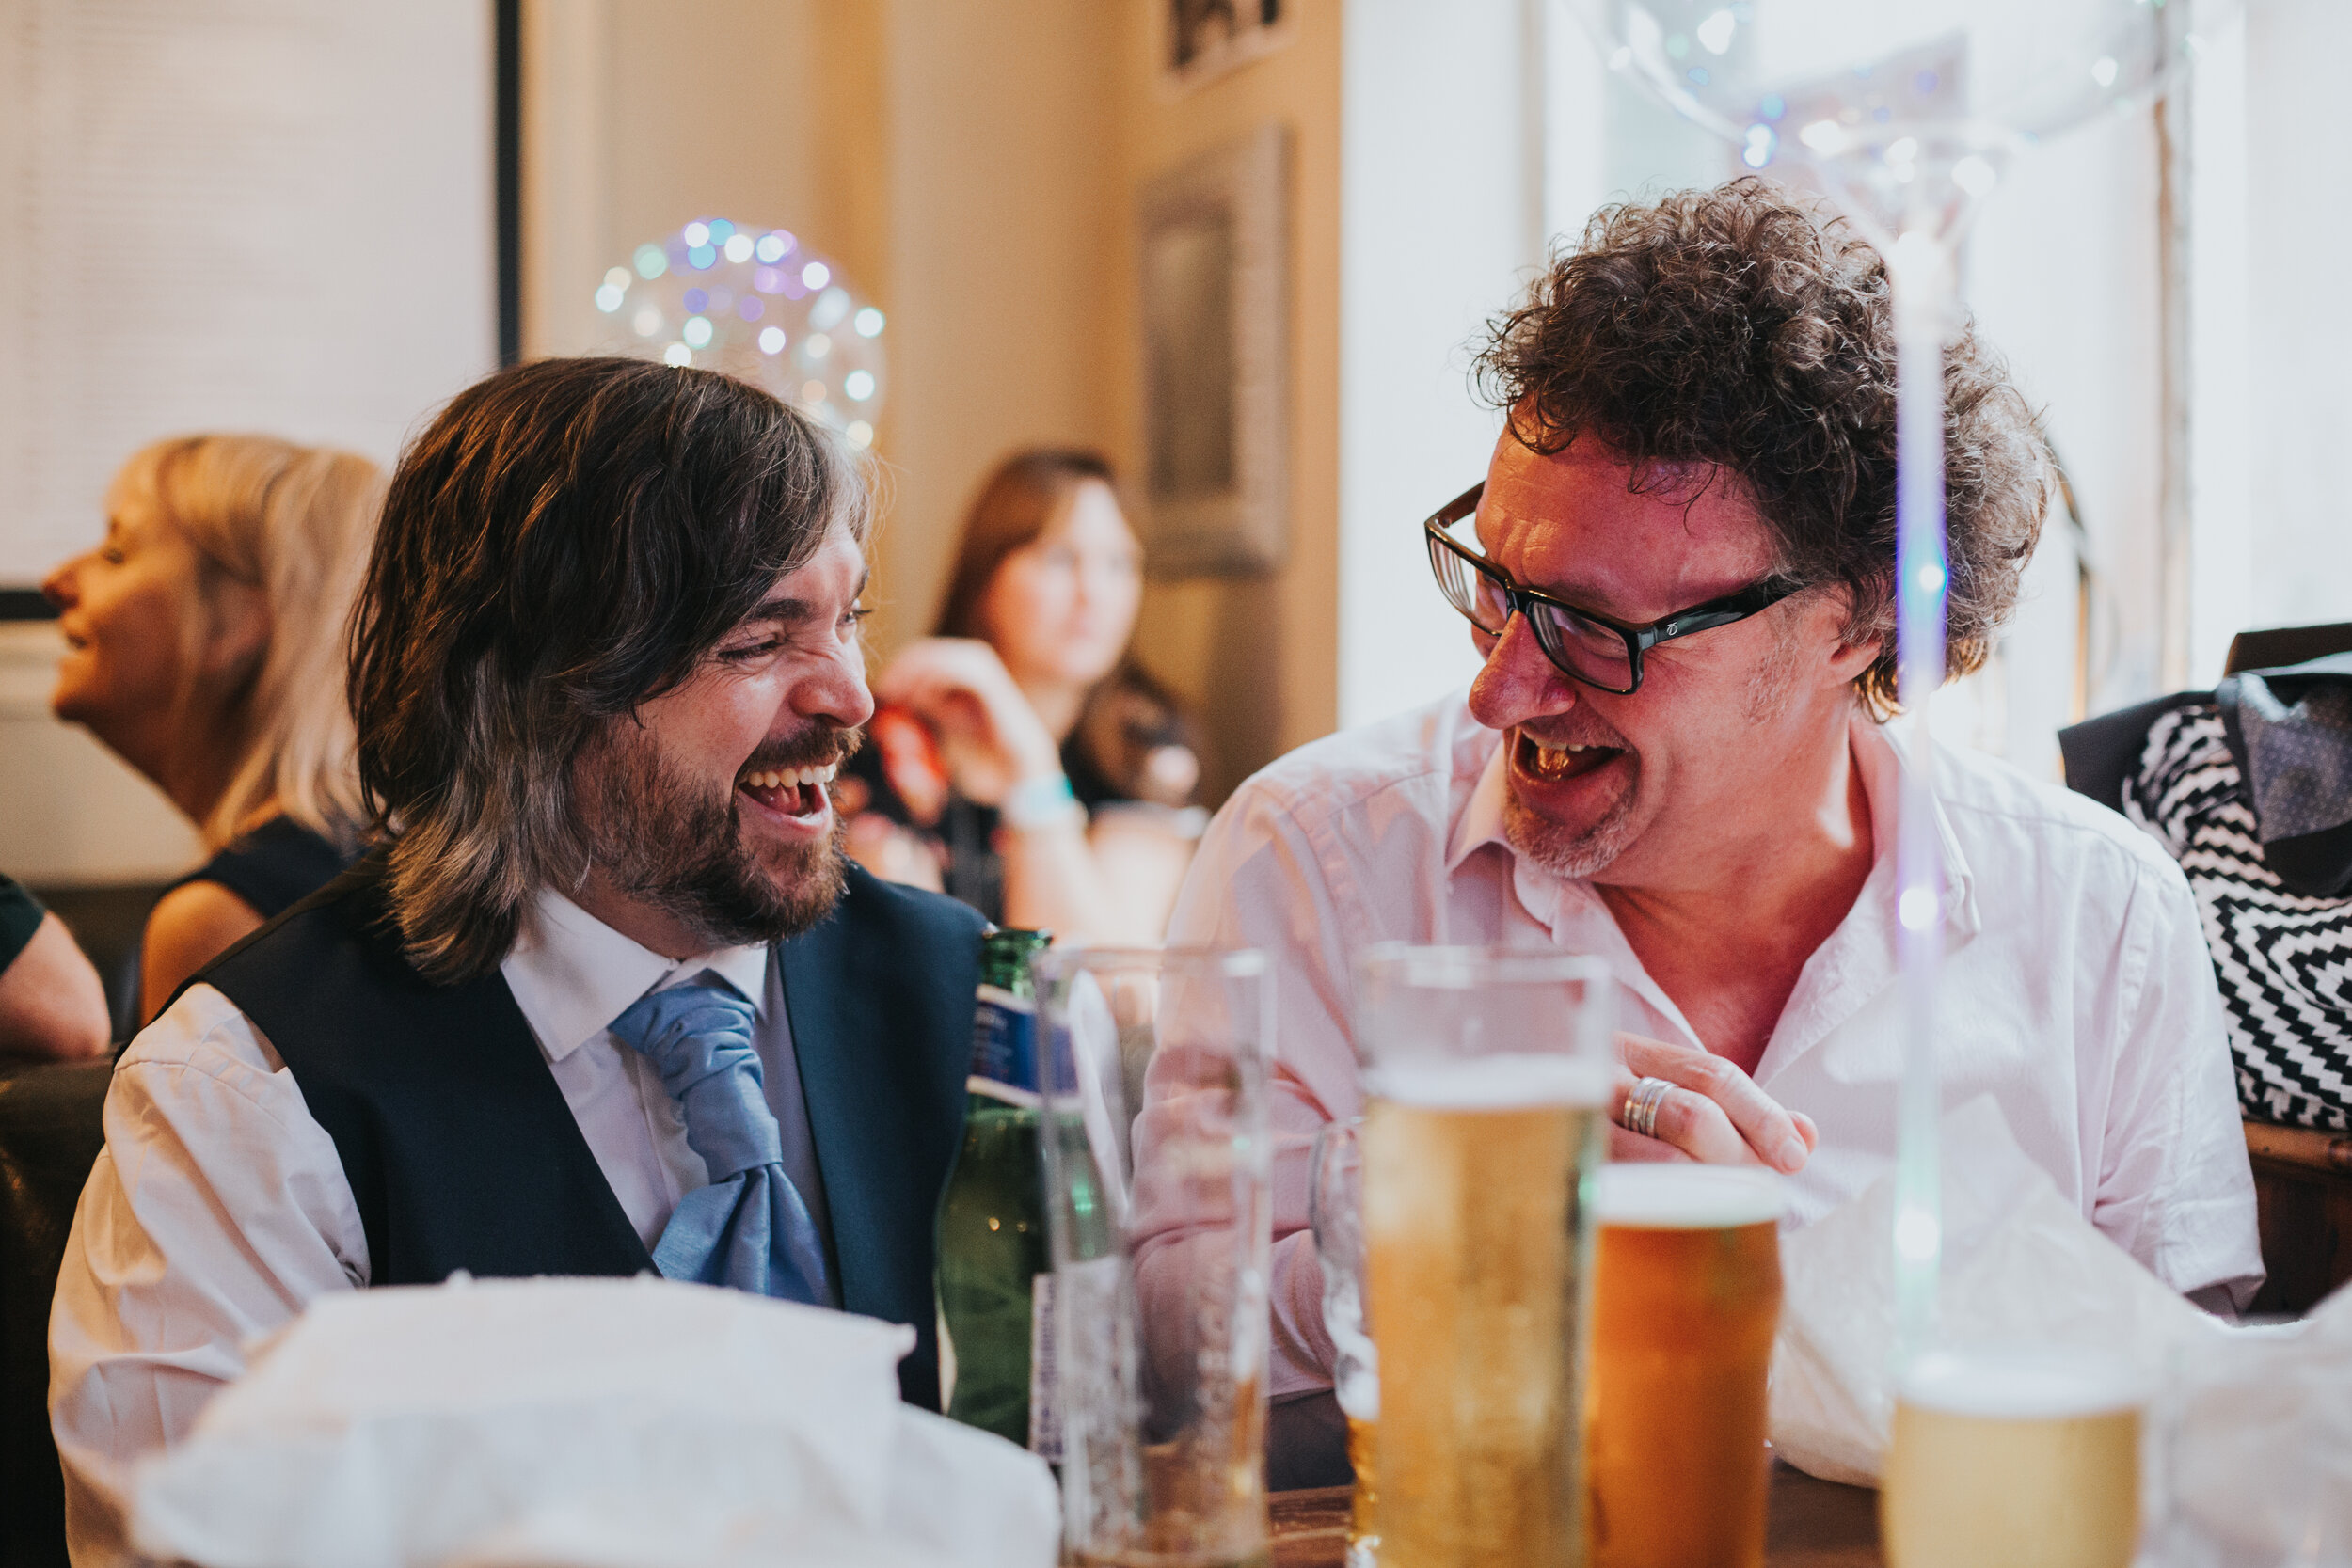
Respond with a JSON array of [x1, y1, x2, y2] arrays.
[[842, 448, 1201, 944], [42, 436, 382, 1024]]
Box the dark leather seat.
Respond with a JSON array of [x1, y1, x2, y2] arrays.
[[0, 1058, 112, 1568]]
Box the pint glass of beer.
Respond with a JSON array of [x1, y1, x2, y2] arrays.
[[1354, 946, 1613, 1568], [1585, 1164, 1783, 1568], [1882, 1347, 2145, 1568]]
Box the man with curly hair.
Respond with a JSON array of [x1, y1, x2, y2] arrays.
[[1150, 179, 2259, 1477]]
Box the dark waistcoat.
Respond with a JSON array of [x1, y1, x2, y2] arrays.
[[197, 856, 983, 1410]]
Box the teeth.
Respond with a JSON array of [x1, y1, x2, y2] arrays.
[[738, 763, 839, 792], [1528, 737, 1613, 778]]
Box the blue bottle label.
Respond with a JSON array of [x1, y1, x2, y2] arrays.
[[967, 985, 1041, 1105]]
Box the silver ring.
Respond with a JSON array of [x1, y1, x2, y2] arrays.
[[1623, 1076, 1675, 1140]]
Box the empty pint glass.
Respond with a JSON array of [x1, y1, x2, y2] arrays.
[[1882, 1347, 2145, 1568], [1586, 1164, 1783, 1568], [1354, 946, 1613, 1568], [1036, 948, 1273, 1568]]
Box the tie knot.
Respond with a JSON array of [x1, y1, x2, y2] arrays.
[[610, 975, 758, 1079], [608, 976, 781, 1182]]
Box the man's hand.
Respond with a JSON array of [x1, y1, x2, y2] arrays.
[[1609, 1034, 1816, 1174]]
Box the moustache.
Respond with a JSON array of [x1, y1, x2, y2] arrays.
[[740, 722, 865, 775]]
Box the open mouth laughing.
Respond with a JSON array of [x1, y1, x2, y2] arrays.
[[735, 760, 838, 824], [1516, 729, 1626, 784]]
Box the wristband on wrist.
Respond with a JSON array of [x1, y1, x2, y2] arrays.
[[1000, 772, 1084, 830]]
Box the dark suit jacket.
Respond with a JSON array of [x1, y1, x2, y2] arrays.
[[198, 855, 982, 1409]]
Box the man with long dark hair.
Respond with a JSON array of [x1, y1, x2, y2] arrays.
[[51, 358, 986, 1559]]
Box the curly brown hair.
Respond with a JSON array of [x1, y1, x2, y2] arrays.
[[1473, 177, 2049, 713]]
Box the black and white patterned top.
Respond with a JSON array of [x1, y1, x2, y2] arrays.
[[2124, 704, 2352, 1131]]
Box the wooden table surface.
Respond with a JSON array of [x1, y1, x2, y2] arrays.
[[1269, 1459, 1883, 1567]]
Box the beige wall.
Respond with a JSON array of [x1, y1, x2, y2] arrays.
[[1104, 7, 1343, 801], [519, 0, 1342, 804], [873, 0, 1119, 661]]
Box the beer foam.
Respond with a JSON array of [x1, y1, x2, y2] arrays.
[[1898, 1348, 2148, 1419], [1364, 1053, 1611, 1109], [1593, 1164, 1782, 1228]]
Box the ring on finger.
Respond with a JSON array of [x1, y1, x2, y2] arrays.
[[1622, 1075, 1675, 1140]]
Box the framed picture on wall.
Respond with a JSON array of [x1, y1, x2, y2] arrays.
[[1162, 0, 1292, 95], [1135, 123, 1289, 576]]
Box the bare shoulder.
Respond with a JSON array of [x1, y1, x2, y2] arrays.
[[0, 913, 109, 1059], [140, 879, 266, 1023]]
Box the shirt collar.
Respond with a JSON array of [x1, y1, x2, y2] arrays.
[[500, 888, 771, 1064], [1854, 713, 1979, 942], [1445, 738, 1513, 874]]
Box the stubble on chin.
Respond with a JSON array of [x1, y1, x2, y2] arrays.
[[1501, 775, 1643, 880]]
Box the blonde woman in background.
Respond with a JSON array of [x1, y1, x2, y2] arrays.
[[42, 436, 383, 1023]]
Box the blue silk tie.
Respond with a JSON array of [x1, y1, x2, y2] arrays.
[[607, 976, 828, 1305]]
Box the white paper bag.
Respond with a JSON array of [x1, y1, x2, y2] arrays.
[[130, 1275, 1059, 1568]]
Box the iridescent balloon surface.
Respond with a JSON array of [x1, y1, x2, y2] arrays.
[[1567, 0, 2222, 235], [592, 218, 885, 450]]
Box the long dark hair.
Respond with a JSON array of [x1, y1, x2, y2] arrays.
[[348, 357, 870, 981], [933, 449, 1193, 806]]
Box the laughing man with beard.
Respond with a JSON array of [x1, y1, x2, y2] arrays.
[[1148, 180, 2261, 1478], [51, 358, 986, 1561]]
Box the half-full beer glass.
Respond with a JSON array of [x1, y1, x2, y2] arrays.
[[1883, 1347, 2145, 1568], [1036, 948, 1273, 1568], [1586, 1164, 1783, 1568], [1354, 946, 1613, 1568]]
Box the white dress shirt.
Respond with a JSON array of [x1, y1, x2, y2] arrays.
[[49, 889, 823, 1568], [1155, 693, 2265, 1400]]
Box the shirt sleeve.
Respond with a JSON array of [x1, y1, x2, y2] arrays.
[[49, 983, 369, 1568], [2090, 859, 2265, 1309], [1146, 779, 1362, 1399], [0, 873, 45, 974]]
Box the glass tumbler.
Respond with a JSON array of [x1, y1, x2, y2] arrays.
[[1036, 947, 1273, 1568], [1311, 1117, 1377, 1568]]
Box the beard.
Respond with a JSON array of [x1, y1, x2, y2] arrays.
[[579, 720, 854, 949], [1502, 766, 1644, 879]]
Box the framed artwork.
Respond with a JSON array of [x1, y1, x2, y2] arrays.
[[1162, 0, 1293, 95], [1135, 123, 1290, 576]]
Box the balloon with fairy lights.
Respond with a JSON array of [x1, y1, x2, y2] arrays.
[[1562, 0, 2231, 1364], [592, 218, 886, 450]]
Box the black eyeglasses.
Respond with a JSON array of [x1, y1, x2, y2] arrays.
[[1424, 482, 1802, 695]]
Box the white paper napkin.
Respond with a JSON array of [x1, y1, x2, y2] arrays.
[[130, 1275, 1059, 1568]]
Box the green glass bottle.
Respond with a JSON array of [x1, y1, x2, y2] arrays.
[[936, 927, 1054, 1450]]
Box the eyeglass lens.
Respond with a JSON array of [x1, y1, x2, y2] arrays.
[[1428, 531, 1638, 690]]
